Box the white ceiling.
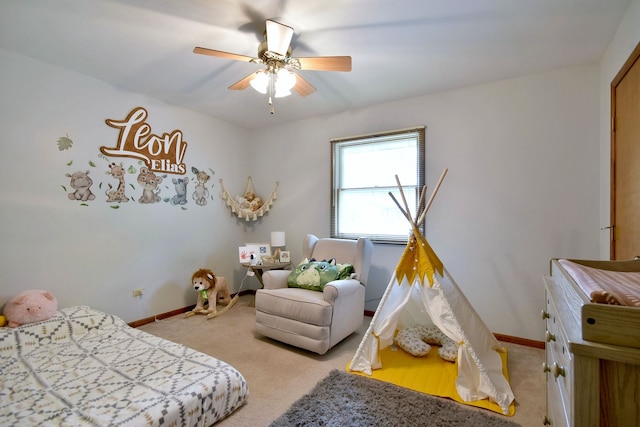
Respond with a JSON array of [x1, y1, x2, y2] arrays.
[[0, 0, 631, 129]]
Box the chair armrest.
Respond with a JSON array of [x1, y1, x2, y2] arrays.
[[323, 279, 363, 304], [262, 270, 290, 290]]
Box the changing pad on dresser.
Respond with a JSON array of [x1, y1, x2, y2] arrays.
[[558, 259, 640, 306], [550, 258, 640, 349], [0, 305, 248, 426]]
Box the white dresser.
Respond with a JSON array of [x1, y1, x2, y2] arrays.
[[543, 268, 640, 426]]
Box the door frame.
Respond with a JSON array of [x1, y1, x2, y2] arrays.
[[610, 41, 640, 260]]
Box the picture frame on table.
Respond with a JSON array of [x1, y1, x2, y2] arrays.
[[279, 251, 291, 263], [238, 246, 253, 264], [245, 243, 271, 260]]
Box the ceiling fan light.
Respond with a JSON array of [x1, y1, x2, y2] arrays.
[[276, 69, 296, 91], [250, 71, 269, 94], [274, 89, 292, 98]]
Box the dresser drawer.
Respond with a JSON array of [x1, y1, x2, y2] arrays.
[[546, 323, 572, 408], [544, 280, 572, 426], [546, 367, 569, 427], [545, 284, 572, 379]]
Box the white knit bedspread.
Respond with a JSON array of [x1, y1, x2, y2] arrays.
[[0, 306, 248, 426]]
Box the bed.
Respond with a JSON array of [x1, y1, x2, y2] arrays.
[[0, 306, 248, 426], [550, 258, 640, 348]]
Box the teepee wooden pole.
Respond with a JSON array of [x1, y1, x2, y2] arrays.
[[417, 168, 448, 227], [388, 192, 410, 222], [394, 175, 413, 223], [389, 191, 415, 232], [417, 185, 427, 220]]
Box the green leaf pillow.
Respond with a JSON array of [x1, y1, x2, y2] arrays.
[[287, 258, 340, 291]]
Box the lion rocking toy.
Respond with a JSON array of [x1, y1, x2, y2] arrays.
[[185, 268, 237, 319]]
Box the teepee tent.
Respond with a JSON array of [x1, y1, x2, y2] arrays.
[[349, 170, 515, 415]]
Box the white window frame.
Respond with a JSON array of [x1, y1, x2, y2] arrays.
[[331, 127, 425, 244]]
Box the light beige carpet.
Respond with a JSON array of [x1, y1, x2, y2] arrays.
[[138, 295, 545, 427]]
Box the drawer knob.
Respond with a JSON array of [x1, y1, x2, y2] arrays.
[[542, 362, 551, 373], [545, 330, 556, 342], [553, 362, 566, 378], [541, 310, 550, 319]]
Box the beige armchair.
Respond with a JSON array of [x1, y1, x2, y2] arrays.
[[255, 234, 374, 355]]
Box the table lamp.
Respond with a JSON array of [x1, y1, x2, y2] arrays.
[[270, 231, 286, 262]]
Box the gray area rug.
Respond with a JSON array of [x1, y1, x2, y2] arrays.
[[270, 370, 520, 427]]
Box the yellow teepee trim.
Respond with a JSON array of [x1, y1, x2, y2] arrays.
[[392, 170, 447, 287], [395, 230, 443, 287]]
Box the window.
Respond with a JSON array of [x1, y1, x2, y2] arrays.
[[331, 127, 425, 243]]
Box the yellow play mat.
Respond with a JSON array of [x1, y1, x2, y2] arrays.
[[347, 345, 515, 416]]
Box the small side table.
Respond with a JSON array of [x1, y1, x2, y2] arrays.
[[242, 262, 292, 287]]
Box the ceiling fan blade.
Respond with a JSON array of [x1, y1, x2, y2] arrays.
[[266, 19, 294, 57], [293, 73, 316, 97], [297, 56, 352, 72], [193, 47, 256, 62], [229, 71, 260, 90]]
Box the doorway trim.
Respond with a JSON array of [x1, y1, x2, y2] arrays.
[[610, 41, 640, 259]]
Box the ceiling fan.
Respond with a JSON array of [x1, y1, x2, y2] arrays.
[[194, 19, 351, 113]]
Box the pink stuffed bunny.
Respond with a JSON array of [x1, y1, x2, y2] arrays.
[[4, 289, 58, 328]]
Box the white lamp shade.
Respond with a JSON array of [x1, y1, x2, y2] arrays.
[[271, 231, 286, 247], [249, 71, 269, 94], [276, 69, 295, 91], [250, 69, 294, 98], [274, 89, 292, 98]]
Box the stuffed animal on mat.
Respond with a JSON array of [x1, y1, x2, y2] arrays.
[[185, 268, 232, 319], [4, 289, 58, 328], [395, 324, 458, 362]]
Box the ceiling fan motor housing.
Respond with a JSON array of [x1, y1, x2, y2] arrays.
[[258, 40, 292, 64]]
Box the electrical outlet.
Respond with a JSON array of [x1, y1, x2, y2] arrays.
[[132, 288, 144, 297]]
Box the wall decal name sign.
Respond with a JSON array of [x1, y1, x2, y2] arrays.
[[101, 107, 187, 174]]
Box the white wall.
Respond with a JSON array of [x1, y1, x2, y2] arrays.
[[252, 64, 601, 341], [0, 48, 252, 322], [5, 0, 637, 341], [599, 0, 640, 259]]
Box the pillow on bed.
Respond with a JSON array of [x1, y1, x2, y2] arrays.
[[287, 258, 340, 291]]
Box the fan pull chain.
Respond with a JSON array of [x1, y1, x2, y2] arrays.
[[268, 71, 276, 114]]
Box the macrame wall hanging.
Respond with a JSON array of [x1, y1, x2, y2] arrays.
[[219, 176, 279, 221]]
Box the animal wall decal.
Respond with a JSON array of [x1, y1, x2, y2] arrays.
[[62, 157, 215, 209], [136, 166, 163, 204], [105, 162, 130, 203], [57, 117, 216, 210], [192, 167, 211, 206], [171, 177, 189, 206], [65, 170, 96, 202]]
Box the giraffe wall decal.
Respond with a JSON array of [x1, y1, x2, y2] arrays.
[[105, 162, 130, 203]]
